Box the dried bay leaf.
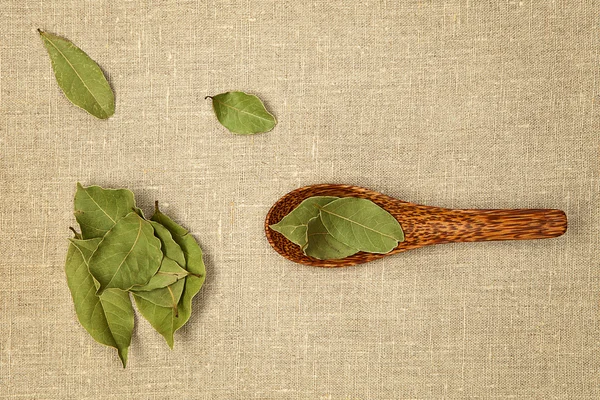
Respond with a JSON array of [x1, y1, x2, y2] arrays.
[[65, 238, 134, 367], [173, 275, 204, 332], [207, 91, 276, 134], [39, 30, 115, 119], [87, 212, 162, 295], [133, 274, 204, 349], [132, 296, 178, 349], [74, 183, 136, 239], [135, 205, 206, 347], [150, 221, 186, 268], [151, 207, 205, 281], [66, 186, 207, 363], [130, 257, 188, 292], [303, 217, 359, 260], [133, 279, 185, 309], [269, 196, 339, 247], [319, 197, 405, 254], [69, 237, 102, 269]]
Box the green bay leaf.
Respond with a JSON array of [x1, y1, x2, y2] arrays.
[[133, 278, 185, 309], [130, 256, 188, 292], [65, 239, 134, 367], [74, 183, 136, 239], [148, 207, 206, 341], [150, 220, 186, 268], [69, 237, 102, 275], [269, 196, 339, 247], [132, 296, 177, 349], [39, 30, 115, 119], [304, 216, 359, 260], [208, 91, 276, 134], [172, 274, 204, 332], [133, 275, 204, 349], [319, 197, 405, 254], [87, 212, 162, 295]]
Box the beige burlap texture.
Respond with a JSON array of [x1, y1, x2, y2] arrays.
[[1, 1, 599, 398]]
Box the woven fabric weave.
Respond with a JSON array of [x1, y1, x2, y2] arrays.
[[1, 1, 598, 398]]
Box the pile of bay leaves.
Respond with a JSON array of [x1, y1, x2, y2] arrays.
[[65, 183, 205, 367], [270, 196, 405, 260]]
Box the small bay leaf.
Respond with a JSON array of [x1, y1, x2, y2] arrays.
[[87, 212, 162, 295], [207, 91, 276, 134], [303, 217, 359, 260], [39, 30, 115, 119], [319, 197, 405, 254], [270, 196, 339, 247], [65, 238, 134, 367], [74, 183, 136, 239]]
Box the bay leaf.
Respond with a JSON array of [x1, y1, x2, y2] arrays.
[[69, 237, 101, 270], [269, 196, 339, 247], [207, 91, 276, 134], [132, 278, 185, 309], [134, 206, 145, 219], [65, 238, 134, 367], [132, 296, 178, 349], [319, 197, 404, 254], [74, 183, 136, 239], [150, 207, 205, 279], [303, 216, 359, 260], [39, 30, 115, 119], [150, 220, 186, 268], [130, 256, 188, 292], [87, 212, 162, 295], [133, 275, 204, 349], [139, 206, 206, 346]]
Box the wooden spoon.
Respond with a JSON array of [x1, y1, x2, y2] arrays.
[[265, 184, 567, 267]]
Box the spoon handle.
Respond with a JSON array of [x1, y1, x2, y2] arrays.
[[403, 207, 567, 245]]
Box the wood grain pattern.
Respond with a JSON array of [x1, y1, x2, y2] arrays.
[[264, 184, 567, 267]]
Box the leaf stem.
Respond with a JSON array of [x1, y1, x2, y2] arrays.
[[167, 286, 179, 318], [69, 226, 82, 239]]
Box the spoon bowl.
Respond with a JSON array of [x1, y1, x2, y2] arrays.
[[265, 184, 567, 267]]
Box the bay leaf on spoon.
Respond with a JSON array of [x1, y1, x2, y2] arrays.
[[303, 216, 358, 260], [269, 196, 338, 247], [319, 197, 405, 254]]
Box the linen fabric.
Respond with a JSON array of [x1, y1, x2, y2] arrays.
[[1, 1, 598, 398]]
